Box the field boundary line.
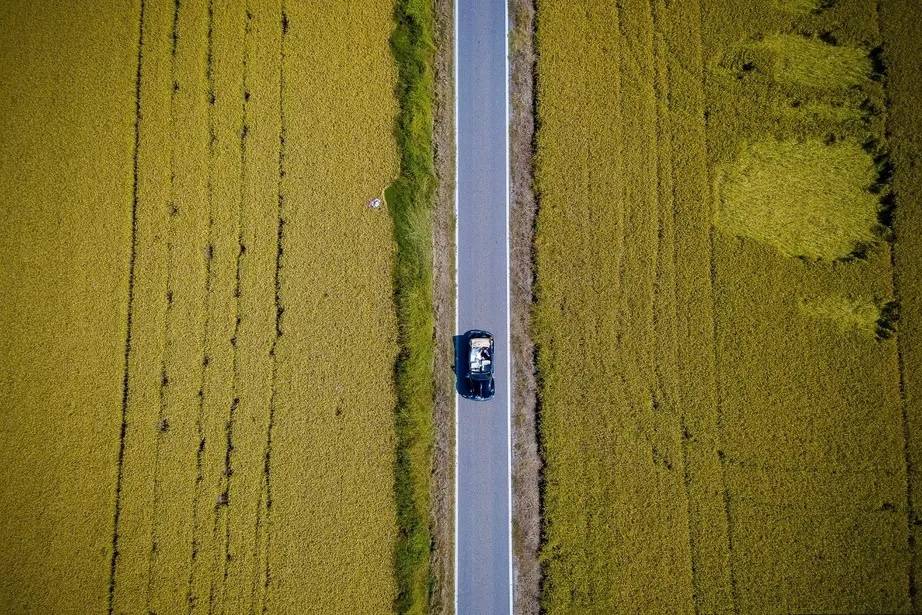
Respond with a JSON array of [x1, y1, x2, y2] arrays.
[[876, 1, 917, 607], [108, 0, 147, 611]]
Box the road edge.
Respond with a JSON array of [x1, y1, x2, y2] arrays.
[[504, 1, 515, 613], [452, 0, 460, 611]]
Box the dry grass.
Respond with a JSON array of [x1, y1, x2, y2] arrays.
[[533, 0, 919, 612]]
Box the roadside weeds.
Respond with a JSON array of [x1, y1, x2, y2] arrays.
[[387, 1, 438, 612], [508, 1, 542, 613], [430, 0, 457, 612]]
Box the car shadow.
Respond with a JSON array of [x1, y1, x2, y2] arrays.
[[452, 334, 471, 398]]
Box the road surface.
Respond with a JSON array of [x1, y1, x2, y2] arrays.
[[455, 0, 511, 613]]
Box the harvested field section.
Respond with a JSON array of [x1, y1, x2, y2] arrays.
[[534, 0, 920, 612], [0, 2, 137, 612], [2, 0, 405, 613]]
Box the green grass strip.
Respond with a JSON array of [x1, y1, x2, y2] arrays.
[[386, 0, 436, 613]]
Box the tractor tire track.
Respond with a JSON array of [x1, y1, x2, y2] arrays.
[[709, 223, 740, 615], [662, 25, 699, 603], [894, 255, 917, 611], [205, 4, 247, 612], [693, 0, 739, 607], [186, 0, 216, 610], [650, 0, 700, 610], [217, 6, 252, 612], [659, 0, 737, 612], [254, 7, 288, 613], [108, 1, 147, 612], [145, 1, 182, 610]]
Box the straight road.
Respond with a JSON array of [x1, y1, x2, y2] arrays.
[[455, 0, 511, 613]]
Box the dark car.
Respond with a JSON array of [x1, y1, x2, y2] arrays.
[[462, 330, 495, 401]]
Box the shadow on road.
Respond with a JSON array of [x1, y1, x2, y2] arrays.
[[453, 334, 471, 398]]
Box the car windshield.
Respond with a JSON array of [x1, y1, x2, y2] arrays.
[[469, 339, 492, 373]]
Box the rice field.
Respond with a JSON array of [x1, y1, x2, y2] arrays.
[[533, 0, 921, 612], [0, 1, 423, 613]]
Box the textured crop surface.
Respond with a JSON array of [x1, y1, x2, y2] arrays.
[[714, 138, 880, 260], [534, 0, 921, 613], [0, 1, 412, 613]]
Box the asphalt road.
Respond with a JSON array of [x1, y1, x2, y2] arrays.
[[455, 0, 511, 613]]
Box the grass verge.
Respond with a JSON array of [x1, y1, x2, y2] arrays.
[[386, 0, 437, 612]]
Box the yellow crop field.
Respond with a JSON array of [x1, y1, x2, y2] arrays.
[[0, 1, 137, 612], [534, 0, 921, 612], [0, 0, 437, 613]]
